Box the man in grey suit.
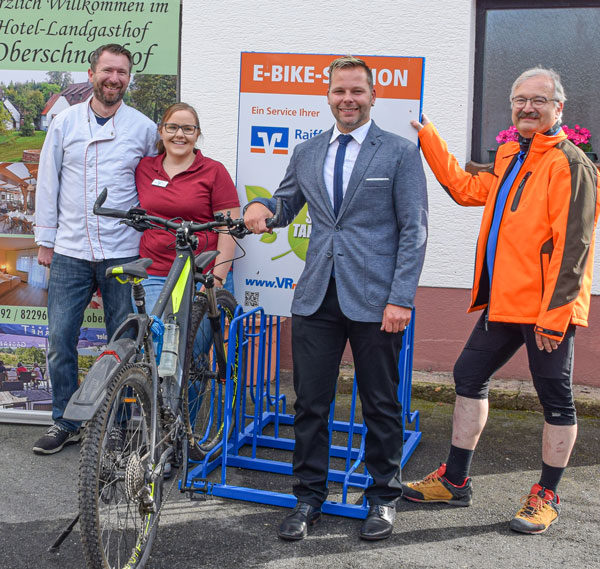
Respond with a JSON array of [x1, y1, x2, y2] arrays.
[[244, 56, 428, 541]]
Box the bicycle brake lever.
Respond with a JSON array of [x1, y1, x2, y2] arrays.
[[122, 219, 153, 232], [230, 226, 252, 239]]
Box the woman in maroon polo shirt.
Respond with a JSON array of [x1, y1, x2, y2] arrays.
[[135, 102, 240, 312]]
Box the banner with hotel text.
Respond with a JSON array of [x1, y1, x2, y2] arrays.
[[0, 0, 179, 422], [234, 52, 425, 316]]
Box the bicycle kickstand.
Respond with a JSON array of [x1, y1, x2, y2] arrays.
[[47, 513, 80, 553]]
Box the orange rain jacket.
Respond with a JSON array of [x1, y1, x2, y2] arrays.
[[419, 122, 600, 341]]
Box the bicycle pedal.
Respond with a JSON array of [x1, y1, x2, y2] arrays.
[[187, 477, 212, 501], [188, 492, 212, 502]]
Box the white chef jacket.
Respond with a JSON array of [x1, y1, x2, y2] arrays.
[[34, 97, 157, 261]]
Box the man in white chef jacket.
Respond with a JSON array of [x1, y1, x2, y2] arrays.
[[33, 44, 157, 455]]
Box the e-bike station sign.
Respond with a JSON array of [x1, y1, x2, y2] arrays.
[[234, 52, 425, 316]]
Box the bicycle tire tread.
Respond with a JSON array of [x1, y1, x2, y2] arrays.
[[79, 363, 160, 569]]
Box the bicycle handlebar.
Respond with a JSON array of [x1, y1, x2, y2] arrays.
[[265, 198, 282, 230], [93, 188, 129, 219], [93, 188, 282, 236]]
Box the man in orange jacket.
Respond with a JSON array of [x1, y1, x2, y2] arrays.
[[404, 67, 599, 534]]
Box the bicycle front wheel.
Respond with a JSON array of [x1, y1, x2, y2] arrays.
[[79, 364, 162, 569], [183, 288, 240, 460]]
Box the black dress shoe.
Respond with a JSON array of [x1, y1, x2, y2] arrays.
[[278, 502, 321, 541], [359, 504, 396, 541]]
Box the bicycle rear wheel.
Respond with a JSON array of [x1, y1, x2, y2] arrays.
[[79, 364, 162, 569], [183, 288, 240, 460]]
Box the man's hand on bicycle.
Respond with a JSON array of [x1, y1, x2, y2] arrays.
[[243, 203, 275, 234]]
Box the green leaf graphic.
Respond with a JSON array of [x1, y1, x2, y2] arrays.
[[271, 240, 305, 261], [244, 186, 311, 262], [245, 185, 272, 201], [286, 204, 310, 261], [260, 232, 277, 243]]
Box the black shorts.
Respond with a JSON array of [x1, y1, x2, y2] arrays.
[[454, 312, 576, 426]]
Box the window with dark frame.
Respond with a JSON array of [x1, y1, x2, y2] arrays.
[[472, 0, 600, 163]]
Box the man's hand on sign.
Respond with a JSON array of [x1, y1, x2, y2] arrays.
[[410, 112, 430, 132], [243, 202, 275, 234]]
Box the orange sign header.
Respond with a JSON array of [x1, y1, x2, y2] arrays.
[[240, 52, 424, 100]]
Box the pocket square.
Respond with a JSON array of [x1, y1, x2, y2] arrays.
[[365, 177, 390, 182]]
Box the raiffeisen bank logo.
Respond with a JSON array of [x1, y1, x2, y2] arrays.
[[250, 126, 289, 155]]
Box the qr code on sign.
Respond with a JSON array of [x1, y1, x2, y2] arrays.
[[244, 291, 260, 307]]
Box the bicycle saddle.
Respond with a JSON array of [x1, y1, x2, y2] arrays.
[[106, 258, 153, 282]]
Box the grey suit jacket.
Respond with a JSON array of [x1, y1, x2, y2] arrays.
[[257, 121, 428, 322]]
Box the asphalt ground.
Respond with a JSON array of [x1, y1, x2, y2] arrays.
[[1, 372, 599, 569]]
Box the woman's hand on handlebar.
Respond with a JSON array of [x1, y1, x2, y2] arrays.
[[243, 203, 275, 234]]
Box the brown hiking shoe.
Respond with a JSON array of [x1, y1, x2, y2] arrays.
[[402, 463, 472, 507], [509, 484, 561, 534]]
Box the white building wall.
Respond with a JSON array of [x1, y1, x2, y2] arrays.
[[180, 0, 600, 294], [41, 96, 70, 131], [3, 99, 20, 129]]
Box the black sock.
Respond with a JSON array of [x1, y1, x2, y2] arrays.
[[444, 445, 474, 485], [538, 462, 565, 494]]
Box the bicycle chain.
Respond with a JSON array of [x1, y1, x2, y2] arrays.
[[131, 423, 183, 555], [138, 461, 180, 546], [129, 318, 237, 557]]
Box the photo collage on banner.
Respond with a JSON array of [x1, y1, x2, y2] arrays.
[[234, 52, 425, 316], [0, 0, 180, 419]]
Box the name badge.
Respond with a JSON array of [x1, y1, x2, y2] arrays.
[[152, 179, 169, 188]]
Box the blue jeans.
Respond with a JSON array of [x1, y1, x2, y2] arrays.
[[48, 253, 138, 432], [141, 272, 234, 357]]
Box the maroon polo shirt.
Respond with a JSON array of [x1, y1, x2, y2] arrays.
[[136, 150, 240, 276]]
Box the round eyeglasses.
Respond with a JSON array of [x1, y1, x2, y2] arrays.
[[161, 123, 199, 135], [511, 96, 558, 109]]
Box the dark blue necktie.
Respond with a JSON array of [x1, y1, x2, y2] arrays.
[[333, 134, 353, 216]]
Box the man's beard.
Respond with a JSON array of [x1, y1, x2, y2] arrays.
[[93, 82, 125, 107]]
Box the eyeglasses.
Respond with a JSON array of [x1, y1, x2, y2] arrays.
[[511, 96, 558, 109], [161, 123, 199, 135]]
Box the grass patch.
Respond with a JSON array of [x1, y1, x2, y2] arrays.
[[0, 131, 46, 162]]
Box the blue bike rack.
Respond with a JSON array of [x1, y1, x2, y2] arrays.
[[182, 307, 421, 519]]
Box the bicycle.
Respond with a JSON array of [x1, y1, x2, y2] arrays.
[[56, 188, 279, 569]]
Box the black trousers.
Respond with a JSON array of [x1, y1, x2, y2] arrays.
[[454, 312, 577, 425], [291, 278, 404, 507]]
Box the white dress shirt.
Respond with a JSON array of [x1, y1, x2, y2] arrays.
[[323, 119, 372, 208], [35, 98, 157, 261]]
